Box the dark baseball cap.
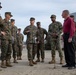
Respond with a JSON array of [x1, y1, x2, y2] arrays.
[[70, 15, 74, 18], [36, 22, 41, 25], [5, 12, 13, 17], [30, 17, 35, 21], [50, 14, 56, 18]]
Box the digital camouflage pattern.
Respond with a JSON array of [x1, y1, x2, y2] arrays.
[[23, 25, 37, 44], [17, 33, 24, 57], [0, 19, 12, 60], [23, 25, 37, 60], [9, 25, 17, 58], [48, 21, 63, 57], [36, 28, 47, 59]]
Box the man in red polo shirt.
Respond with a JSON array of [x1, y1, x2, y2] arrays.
[[62, 10, 76, 70]]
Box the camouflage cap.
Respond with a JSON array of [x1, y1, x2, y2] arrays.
[[5, 12, 13, 17], [11, 19, 15, 22], [30, 17, 35, 21], [36, 22, 41, 25], [70, 15, 74, 18], [18, 28, 21, 31], [50, 14, 56, 18]]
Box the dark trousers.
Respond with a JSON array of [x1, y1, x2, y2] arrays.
[[63, 33, 75, 67], [72, 36, 76, 63]]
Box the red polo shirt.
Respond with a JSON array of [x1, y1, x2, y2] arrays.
[[75, 22, 76, 31], [63, 17, 75, 38]]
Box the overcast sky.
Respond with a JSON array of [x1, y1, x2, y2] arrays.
[[0, 0, 76, 41]]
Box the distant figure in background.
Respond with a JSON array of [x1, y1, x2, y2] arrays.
[[10, 19, 18, 63], [36, 22, 47, 62], [48, 15, 63, 64], [17, 28, 24, 60], [23, 17, 37, 66], [62, 10, 76, 70]]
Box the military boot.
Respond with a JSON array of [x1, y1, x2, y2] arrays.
[[1, 60, 7, 68], [13, 58, 18, 63], [19, 56, 22, 60], [29, 60, 34, 66], [6, 60, 13, 67], [49, 56, 56, 64], [60, 57, 64, 64], [17, 57, 20, 60], [36, 58, 40, 62], [41, 59, 44, 63], [32, 60, 37, 64]]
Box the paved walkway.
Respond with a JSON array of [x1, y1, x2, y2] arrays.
[[0, 48, 76, 75]]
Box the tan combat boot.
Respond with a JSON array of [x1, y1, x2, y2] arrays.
[[36, 58, 40, 62], [1, 60, 7, 68], [32, 60, 37, 64], [6, 60, 13, 67], [60, 57, 64, 64], [29, 60, 34, 66], [49, 56, 56, 64], [20, 56, 22, 60]]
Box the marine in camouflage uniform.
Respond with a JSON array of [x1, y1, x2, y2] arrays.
[[0, 16, 2, 71], [10, 19, 18, 63], [36, 22, 48, 62], [48, 15, 63, 64], [17, 28, 24, 60], [0, 16, 2, 47], [0, 12, 13, 68], [23, 17, 37, 66]]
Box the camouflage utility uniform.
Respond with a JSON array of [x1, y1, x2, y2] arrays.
[[17, 33, 24, 59], [9, 23, 18, 62], [23, 25, 37, 61], [36, 27, 47, 62], [0, 19, 12, 67], [48, 21, 63, 64]]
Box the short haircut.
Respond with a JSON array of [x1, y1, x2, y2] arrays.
[[63, 10, 70, 15]]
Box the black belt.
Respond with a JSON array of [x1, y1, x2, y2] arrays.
[[64, 33, 70, 35]]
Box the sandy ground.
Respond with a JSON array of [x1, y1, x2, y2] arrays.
[[0, 48, 76, 75]]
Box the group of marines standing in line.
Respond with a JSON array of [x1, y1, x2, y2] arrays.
[[0, 9, 76, 70], [23, 10, 76, 70]]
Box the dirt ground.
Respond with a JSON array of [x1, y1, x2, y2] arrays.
[[0, 48, 76, 75]]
